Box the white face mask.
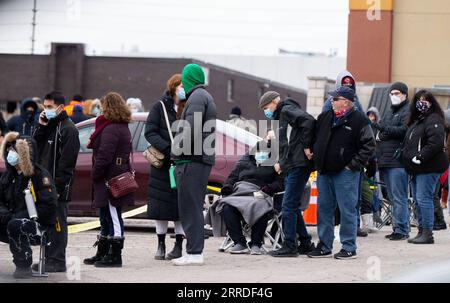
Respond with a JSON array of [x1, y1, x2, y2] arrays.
[[390, 95, 402, 105]]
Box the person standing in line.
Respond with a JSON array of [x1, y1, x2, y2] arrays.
[[145, 74, 187, 260], [171, 64, 217, 266]]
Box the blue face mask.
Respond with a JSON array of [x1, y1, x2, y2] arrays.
[[45, 109, 57, 120], [177, 87, 186, 101], [255, 151, 269, 164], [7, 150, 19, 167], [264, 109, 273, 119]]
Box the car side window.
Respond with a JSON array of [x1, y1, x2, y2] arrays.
[[78, 125, 95, 153], [78, 122, 138, 153], [136, 124, 149, 152]]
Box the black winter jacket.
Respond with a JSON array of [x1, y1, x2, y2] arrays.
[[172, 85, 216, 166], [272, 98, 315, 172], [145, 92, 179, 221], [0, 165, 57, 227], [375, 100, 409, 168], [223, 153, 283, 194], [313, 108, 376, 174], [33, 111, 80, 202], [402, 112, 448, 175]]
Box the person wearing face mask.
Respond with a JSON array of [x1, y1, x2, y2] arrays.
[[259, 91, 316, 257], [145, 74, 187, 261], [31, 90, 80, 272], [218, 140, 283, 255], [6, 98, 39, 136], [322, 70, 363, 114], [309, 86, 375, 260], [402, 90, 448, 244], [372, 82, 411, 241], [0, 132, 57, 279]]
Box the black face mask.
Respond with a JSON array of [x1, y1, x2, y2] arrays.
[[26, 110, 35, 120]]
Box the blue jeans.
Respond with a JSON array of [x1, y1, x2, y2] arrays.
[[379, 168, 410, 235], [411, 173, 440, 230], [282, 167, 311, 250], [317, 169, 360, 253]]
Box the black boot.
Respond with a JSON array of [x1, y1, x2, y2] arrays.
[[84, 236, 110, 265], [166, 234, 183, 260], [410, 229, 434, 244], [357, 227, 368, 237], [408, 228, 423, 243], [95, 238, 124, 267], [155, 234, 166, 260]]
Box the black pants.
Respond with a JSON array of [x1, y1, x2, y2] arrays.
[[1, 219, 42, 268], [175, 162, 212, 254], [433, 180, 446, 226], [223, 204, 270, 248], [46, 201, 68, 265]]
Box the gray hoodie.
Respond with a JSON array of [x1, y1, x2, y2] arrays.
[[322, 70, 363, 113], [366, 106, 381, 123]]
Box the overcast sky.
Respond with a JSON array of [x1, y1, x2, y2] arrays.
[[0, 0, 348, 57]]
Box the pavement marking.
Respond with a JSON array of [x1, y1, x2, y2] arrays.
[[68, 205, 148, 234], [68, 185, 221, 234]]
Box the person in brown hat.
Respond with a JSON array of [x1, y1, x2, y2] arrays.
[[259, 91, 316, 257]]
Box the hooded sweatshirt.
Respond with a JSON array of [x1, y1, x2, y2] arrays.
[[322, 70, 363, 113], [0, 132, 57, 227], [181, 63, 205, 94], [366, 106, 381, 123], [6, 99, 38, 136]]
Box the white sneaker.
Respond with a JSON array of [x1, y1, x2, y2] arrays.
[[172, 254, 204, 266]]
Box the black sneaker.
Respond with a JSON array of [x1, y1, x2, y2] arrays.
[[334, 249, 357, 260], [13, 267, 33, 279], [357, 228, 368, 237], [389, 233, 409, 241], [32, 261, 67, 273], [307, 243, 332, 258], [298, 242, 315, 255], [385, 232, 395, 239], [267, 245, 298, 257]]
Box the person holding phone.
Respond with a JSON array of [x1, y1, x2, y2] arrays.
[[32, 91, 80, 272]]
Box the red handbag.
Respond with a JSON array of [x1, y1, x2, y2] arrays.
[[106, 144, 139, 198]]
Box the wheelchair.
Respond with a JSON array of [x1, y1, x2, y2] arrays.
[[217, 182, 311, 253]]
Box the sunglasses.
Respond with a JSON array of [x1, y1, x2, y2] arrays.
[[332, 97, 347, 102]]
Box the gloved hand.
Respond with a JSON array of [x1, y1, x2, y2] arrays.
[[412, 156, 421, 165], [260, 185, 275, 196], [372, 122, 384, 131], [220, 186, 233, 196]]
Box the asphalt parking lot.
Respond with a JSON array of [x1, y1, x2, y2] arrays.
[[1, 214, 450, 283]]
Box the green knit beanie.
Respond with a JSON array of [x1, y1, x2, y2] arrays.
[[181, 64, 205, 94]]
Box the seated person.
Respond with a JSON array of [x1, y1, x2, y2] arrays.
[[0, 132, 57, 279], [218, 140, 283, 255]]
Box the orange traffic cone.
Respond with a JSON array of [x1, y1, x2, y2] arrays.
[[303, 178, 317, 226]]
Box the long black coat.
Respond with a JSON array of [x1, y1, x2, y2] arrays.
[[91, 122, 135, 208], [402, 112, 448, 175], [145, 92, 179, 221]]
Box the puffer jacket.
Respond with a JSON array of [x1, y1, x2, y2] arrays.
[[0, 132, 57, 228], [402, 112, 448, 175], [375, 100, 409, 168]]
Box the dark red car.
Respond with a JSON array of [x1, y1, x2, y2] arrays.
[[64, 113, 261, 217]]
